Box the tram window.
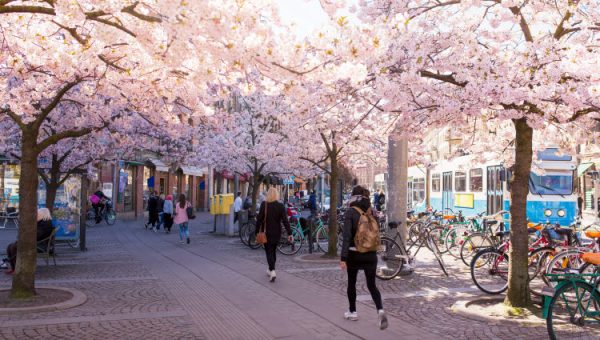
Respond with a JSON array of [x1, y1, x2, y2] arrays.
[[432, 173, 440, 192], [470, 168, 483, 192], [413, 178, 425, 204], [529, 173, 573, 195], [455, 171, 467, 192]]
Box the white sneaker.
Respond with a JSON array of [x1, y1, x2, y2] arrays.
[[344, 311, 358, 321], [378, 310, 388, 330], [267, 270, 272, 277], [179, 240, 185, 244], [269, 270, 276, 282]]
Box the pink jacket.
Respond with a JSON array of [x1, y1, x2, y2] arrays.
[[173, 202, 190, 225]]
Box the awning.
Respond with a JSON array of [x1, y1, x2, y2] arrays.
[[577, 162, 595, 177], [181, 166, 205, 176], [147, 158, 169, 172]]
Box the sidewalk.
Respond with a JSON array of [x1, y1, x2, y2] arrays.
[[0, 213, 557, 339]]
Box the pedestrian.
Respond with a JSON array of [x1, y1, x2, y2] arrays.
[[233, 191, 243, 224], [340, 185, 387, 330], [255, 187, 292, 282], [373, 191, 380, 211], [156, 193, 165, 231], [308, 190, 317, 217], [578, 194, 584, 219], [163, 194, 174, 233], [174, 194, 192, 244], [376, 190, 386, 211], [5, 208, 54, 275], [145, 191, 159, 230]]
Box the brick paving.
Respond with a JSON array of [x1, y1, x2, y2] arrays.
[[0, 212, 565, 339]]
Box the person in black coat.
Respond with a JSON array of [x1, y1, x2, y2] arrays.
[[5, 208, 54, 275], [340, 186, 387, 329], [255, 187, 292, 282], [145, 191, 159, 230]]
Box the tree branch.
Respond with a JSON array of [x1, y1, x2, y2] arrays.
[[419, 70, 467, 87], [35, 78, 84, 130]]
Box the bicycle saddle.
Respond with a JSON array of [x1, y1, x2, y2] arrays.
[[580, 252, 600, 266], [495, 231, 510, 238], [388, 221, 401, 229], [585, 230, 600, 239]]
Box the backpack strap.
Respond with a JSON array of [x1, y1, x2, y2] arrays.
[[352, 206, 365, 215]]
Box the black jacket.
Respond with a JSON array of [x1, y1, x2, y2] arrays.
[[157, 198, 165, 213], [255, 201, 291, 244], [37, 219, 54, 242], [341, 197, 372, 262]]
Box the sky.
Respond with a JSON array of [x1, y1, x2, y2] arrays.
[[276, 0, 330, 38]]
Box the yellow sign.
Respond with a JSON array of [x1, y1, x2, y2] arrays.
[[454, 193, 474, 209]]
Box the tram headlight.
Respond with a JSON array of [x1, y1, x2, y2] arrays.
[[557, 209, 566, 217], [544, 209, 553, 217]]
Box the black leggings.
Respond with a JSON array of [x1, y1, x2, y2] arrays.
[[264, 243, 277, 271], [347, 254, 383, 312], [7, 242, 17, 270]]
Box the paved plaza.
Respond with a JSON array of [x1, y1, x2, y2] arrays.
[[0, 213, 554, 339]]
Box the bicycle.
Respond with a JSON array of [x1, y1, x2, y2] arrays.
[[376, 220, 449, 280], [85, 199, 116, 227], [543, 253, 600, 340]]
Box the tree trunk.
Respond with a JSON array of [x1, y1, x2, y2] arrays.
[[505, 117, 533, 307], [45, 183, 59, 214], [251, 176, 260, 213], [11, 131, 40, 299], [327, 148, 339, 257]]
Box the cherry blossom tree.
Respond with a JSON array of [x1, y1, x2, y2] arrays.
[[352, 0, 600, 307], [202, 90, 316, 211], [0, 0, 285, 299]]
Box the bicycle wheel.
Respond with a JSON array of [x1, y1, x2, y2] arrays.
[[528, 247, 554, 297], [277, 226, 304, 255], [408, 221, 423, 244], [239, 223, 250, 246], [427, 231, 449, 276], [315, 226, 329, 253], [545, 249, 586, 287], [547, 280, 600, 340], [470, 248, 509, 294], [445, 225, 468, 259], [376, 236, 404, 280], [460, 232, 494, 266], [428, 225, 447, 254], [105, 209, 116, 225]]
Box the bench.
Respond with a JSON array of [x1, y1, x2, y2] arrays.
[[37, 228, 58, 266]]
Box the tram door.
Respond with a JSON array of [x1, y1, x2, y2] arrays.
[[442, 172, 453, 212], [487, 166, 504, 215]]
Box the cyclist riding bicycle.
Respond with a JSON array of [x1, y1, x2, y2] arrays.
[[90, 190, 108, 223]]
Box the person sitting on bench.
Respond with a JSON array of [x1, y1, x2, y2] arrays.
[[5, 208, 54, 275]]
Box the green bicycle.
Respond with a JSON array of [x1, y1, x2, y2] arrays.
[[543, 253, 600, 340]]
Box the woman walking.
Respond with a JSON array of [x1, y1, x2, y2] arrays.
[[340, 186, 387, 330], [255, 187, 292, 282], [163, 195, 174, 234], [174, 194, 191, 244]]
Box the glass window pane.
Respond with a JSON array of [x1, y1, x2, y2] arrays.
[[529, 173, 573, 195], [455, 171, 466, 192], [432, 174, 440, 192], [469, 168, 483, 192]]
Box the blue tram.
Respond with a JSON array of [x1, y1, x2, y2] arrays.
[[408, 149, 577, 226]]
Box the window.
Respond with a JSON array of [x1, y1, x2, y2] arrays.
[[469, 168, 483, 192], [529, 173, 573, 195], [412, 178, 425, 206], [432, 173, 440, 192], [455, 171, 467, 192]]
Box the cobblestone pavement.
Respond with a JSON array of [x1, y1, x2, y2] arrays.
[[0, 213, 558, 339]]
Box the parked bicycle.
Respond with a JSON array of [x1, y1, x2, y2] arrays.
[[376, 220, 448, 280]]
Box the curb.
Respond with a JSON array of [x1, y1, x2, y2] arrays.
[[294, 253, 339, 263], [451, 297, 545, 326], [0, 286, 87, 315]]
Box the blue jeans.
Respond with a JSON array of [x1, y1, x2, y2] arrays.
[[179, 222, 189, 240], [157, 212, 164, 230]]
